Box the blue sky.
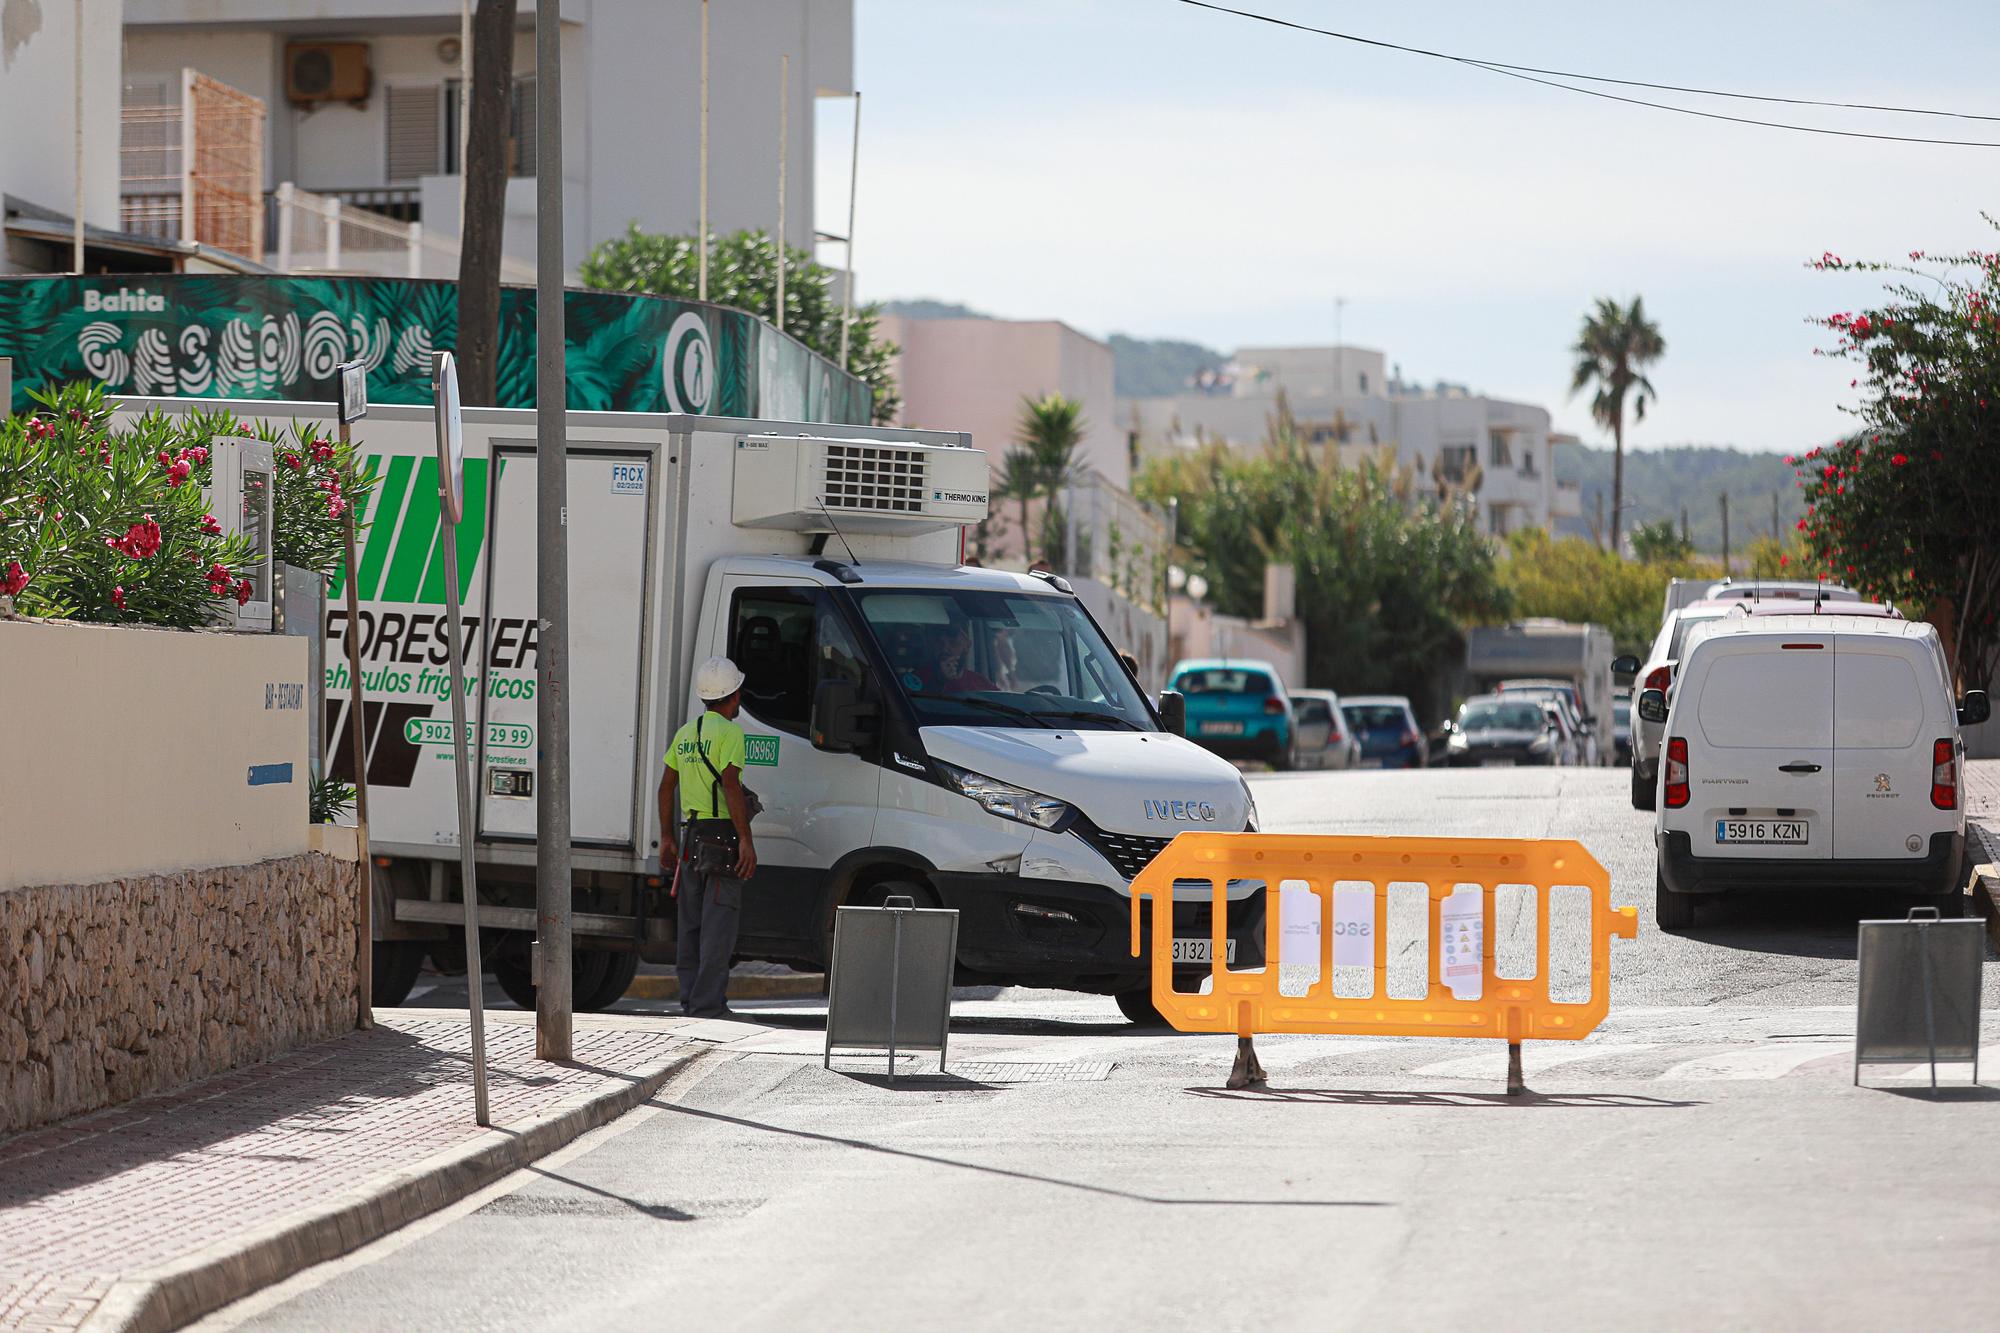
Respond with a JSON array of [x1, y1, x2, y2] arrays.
[[830, 0, 2000, 453]]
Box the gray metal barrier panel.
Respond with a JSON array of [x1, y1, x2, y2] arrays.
[[1855, 909, 1984, 1091], [825, 898, 959, 1078]]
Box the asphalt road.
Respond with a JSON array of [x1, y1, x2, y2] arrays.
[[204, 766, 2000, 1332]]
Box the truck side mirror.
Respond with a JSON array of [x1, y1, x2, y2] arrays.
[[1157, 689, 1186, 737], [1637, 688, 1669, 725], [1611, 654, 1641, 677], [811, 679, 877, 753], [1959, 690, 1991, 727]]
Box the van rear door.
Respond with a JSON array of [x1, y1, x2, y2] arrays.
[[1686, 634, 1833, 860], [1832, 635, 1940, 861]]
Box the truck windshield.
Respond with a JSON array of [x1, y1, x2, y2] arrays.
[[853, 588, 1155, 732]]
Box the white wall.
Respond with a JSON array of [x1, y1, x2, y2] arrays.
[[0, 0, 124, 228], [0, 621, 309, 891]]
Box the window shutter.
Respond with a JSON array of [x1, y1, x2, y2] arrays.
[[385, 84, 442, 182]]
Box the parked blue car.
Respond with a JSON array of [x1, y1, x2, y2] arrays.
[[1339, 695, 1427, 769], [1167, 659, 1298, 770]]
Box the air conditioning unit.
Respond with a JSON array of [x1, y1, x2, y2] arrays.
[[731, 434, 989, 536], [285, 42, 372, 107]]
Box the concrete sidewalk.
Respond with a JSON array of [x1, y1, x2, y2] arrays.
[[0, 1010, 723, 1333]]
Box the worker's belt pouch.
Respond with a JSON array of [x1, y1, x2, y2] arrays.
[[688, 819, 739, 876]]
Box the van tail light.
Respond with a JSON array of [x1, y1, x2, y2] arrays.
[[1932, 738, 1958, 810], [1263, 697, 1286, 716], [1644, 666, 1672, 692], [1663, 737, 1690, 808]]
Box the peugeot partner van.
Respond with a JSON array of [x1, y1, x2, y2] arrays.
[[1642, 615, 1989, 929]]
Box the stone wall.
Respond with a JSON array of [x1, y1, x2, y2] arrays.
[[0, 853, 358, 1135]]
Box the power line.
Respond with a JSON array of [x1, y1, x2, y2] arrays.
[[1176, 0, 2000, 148]]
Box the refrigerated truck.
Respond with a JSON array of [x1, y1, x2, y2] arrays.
[[113, 398, 1261, 1019]]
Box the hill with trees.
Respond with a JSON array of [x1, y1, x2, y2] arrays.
[[1554, 444, 1801, 554]]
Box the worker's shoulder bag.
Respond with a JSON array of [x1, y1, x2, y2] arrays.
[[686, 715, 762, 876]]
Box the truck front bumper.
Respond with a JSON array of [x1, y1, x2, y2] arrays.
[[930, 871, 1267, 993], [1656, 829, 1965, 897]]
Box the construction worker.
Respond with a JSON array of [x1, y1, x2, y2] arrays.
[[658, 657, 759, 1019]]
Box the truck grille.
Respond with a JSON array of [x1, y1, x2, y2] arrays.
[[822, 444, 926, 514], [1072, 827, 1172, 880]]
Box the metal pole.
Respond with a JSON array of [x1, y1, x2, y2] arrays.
[[886, 907, 901, 1082], [72, 0, 85, 274], [1720, 492, 1730, 573], [439, 489, 490, 1125], [533, 0, 573, 1062], [839, 91, 861, 371], [775, 53, 788, 330], [338, 420, 374, 1030], [458, 0, 471, 227], [697, 0, 709, 302]]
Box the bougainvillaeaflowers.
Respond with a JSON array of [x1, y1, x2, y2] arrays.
[[1801, 226, 2000, 687]]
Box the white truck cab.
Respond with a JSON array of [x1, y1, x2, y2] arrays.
[[1642, 614, 1989, 929], [114, 398, 1254, 1017]]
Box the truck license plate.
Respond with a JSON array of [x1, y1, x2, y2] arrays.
[[1716, 819, 1808, 845], [1199, 720, 1245, 736], [1172, 937, 1238, 965]]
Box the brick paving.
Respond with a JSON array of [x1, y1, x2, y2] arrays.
[[0, 1013, 687, 1331]]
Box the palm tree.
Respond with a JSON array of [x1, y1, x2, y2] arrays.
[[1571, 297, 1665, 553], [998, 449, 1042, 563], [1013, 393, 1089, 568]]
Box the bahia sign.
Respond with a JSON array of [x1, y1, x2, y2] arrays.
[[0, 274, 872, 424]]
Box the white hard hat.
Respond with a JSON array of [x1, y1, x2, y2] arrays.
[[695, 656, 746, 701]]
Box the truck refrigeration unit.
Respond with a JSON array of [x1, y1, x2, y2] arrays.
[[114, 399, 1261, 1022]]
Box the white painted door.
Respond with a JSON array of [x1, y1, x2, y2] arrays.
[[1683, 636, 1833, 861], [478, 448, 652, 846], [1832, 638, 1942, 861]]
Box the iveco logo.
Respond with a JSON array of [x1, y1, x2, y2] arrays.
[[1144, 799, 1216, 822]]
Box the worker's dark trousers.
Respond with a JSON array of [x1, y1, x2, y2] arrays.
[[676, 862, 742, 1018]]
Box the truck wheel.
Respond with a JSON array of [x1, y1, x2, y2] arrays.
[[1655, 871, 1696, 931], [1631, 766, 1656, 811], [1115, 986, 1168, 1026], [577, 949, 641, 1011], [371, 940, 428, 1007], [492, 948, 612, 1011]]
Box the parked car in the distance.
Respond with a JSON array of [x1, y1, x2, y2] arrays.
[[1168, 659, 1299, 769], [1289, 688, 1361, 769], [1704, 578, 1861, 605], [1498, 680, 1600, 765], [1644, 614, 1990, 930], [1341, 695, 1427, 768], [1623, 601, 1745, 809], [1443, 694, 1565, 766]]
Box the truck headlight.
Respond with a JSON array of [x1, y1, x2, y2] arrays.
[[936, 761, 1071, 829]]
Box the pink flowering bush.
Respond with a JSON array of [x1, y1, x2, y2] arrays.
[[1803, 223, 2000, 686], [0, 383, 374, 626]]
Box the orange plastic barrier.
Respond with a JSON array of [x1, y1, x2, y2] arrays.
[[1128, 834, 1637, 1086]]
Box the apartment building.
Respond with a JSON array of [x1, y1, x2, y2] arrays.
[[119, 0, 852, 273], [1121, 343, 1582, 536]]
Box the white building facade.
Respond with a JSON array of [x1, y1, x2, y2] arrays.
[[1123, 343, 1582, 537], [119, 0, 851, 275]]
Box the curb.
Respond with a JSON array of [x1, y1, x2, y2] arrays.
[[626, 972, 826, 1001], [1971, 862, 2000, 953], [81, 1045, 706, 1333]]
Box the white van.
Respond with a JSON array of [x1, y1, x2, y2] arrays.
[[1641, 615, 1988, 929]]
